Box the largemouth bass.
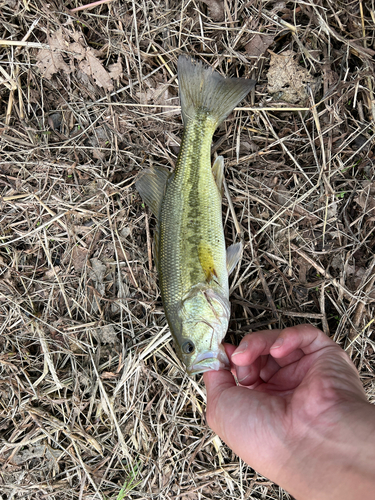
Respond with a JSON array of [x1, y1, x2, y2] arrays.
[[136, 56, 255, 375]]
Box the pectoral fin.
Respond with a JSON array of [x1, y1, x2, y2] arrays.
[[212, 156, 224, 195], [135, 166, 170, 218], [198, 241, 218, 282], [226, 242, 242, 275]]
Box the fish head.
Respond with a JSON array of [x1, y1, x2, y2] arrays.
[[175, 286, 231, 375]]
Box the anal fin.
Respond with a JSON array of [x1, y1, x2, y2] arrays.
[[226, 242, 242, 275]]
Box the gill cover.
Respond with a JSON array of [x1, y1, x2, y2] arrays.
[[177, 286, 231, 374]]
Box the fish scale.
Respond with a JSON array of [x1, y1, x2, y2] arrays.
[[159, 111, 228, 326]]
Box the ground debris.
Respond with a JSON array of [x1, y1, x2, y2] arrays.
[[0, 0, 374, 498], [246, 34, 275, 58], [201, 0, 225, 21], [267, 49, 321, 104], [36, 27, 118, 91], [36, 28, 71, 79]]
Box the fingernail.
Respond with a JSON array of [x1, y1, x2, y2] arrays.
[[232, 341, 248, 357], [270, 337, 284, 349], [238, 372, 252, 383]]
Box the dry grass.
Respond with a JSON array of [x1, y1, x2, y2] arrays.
[[0, 0, 374, 498]]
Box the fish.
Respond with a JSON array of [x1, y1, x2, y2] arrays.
[[136, 56, 255, 375]]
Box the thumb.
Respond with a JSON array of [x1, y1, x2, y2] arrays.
[[204, 369, 283, 473], [204, 369, 269, 443], [203, 369, 236, 436]]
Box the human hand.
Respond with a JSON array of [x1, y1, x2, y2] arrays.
[[204, 325, 375, 500]]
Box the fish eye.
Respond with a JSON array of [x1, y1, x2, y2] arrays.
[[182, 340, 195, 355]]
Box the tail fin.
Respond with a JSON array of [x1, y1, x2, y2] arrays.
[[177, 56, 256, 126]]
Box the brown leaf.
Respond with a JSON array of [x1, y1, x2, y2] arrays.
[[71, 246, 89, 272], [79, 48, 114, 91], [245, 34, 274, 57], [69, 41, 85, 61], [36, 28, 71, 79], [95, 325, 118, 344], [108, 58, 123, 80], [354, 181, 375, 215], [101, 371, 119, 379]]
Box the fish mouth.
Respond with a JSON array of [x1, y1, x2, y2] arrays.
[[187, 349, 230, 375]]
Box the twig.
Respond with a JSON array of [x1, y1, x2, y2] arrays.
[[70, 0, 114, 13]]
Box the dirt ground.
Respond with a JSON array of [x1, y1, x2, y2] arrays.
[[0, 0, 374, 498]]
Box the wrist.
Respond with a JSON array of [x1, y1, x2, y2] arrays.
[[279, 401, 375, 500]]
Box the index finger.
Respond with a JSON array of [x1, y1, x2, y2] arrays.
[[230, 325, 339, 368], [269, 324, 339, 359], [230, 329, 282, 367]]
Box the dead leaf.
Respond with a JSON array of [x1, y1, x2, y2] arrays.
[[326, 199, 338, 219], [79, 48, 114, 91], [36, 30, 115, 91], [92, 148, 105, 160], [162, 464, 173, 488], [137, 79, 179, 115], [94, 324, 118, 344], [271, 227, 299, 254], [43, 266, 60, 279], [108, 58, 123, 80], [267, 50, 321, 104], [201, 0, 224, 21], [89, 258, 106, 288], [347, 265, 375, 299], [101, 371, 119, 379], [88, 258, 106, 314], [69, 41, 85, 61], [354, 181, 375, 216], [12, 444, 61, 465], [331, 254, 343, 271], [71, 246, 89, 271], [245, 34, 274, 57], [36, 28, 71, 79], [120, 226, 131, 239]]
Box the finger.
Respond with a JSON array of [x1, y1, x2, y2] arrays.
[[274, 325, 363, 389], [259, 355, 281, 382], [230, 330, 282, 367], [264, 326, 366, 399], [233, 344, 306, 384], [272, 348, 305, 368], [269, 324, 338, 358], [236, 355, 262, 385], [258, 354, 315, 393], [222, 343, 243, 377], [223, 343, 237, 369], [204, 367, 286, 476], [237, 355, 283, 386], [203, 368, 237, 435], [203, 368, 236, 399], [223, 343, 237, 358]]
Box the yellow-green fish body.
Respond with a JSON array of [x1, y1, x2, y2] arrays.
[[136, 57, 255, 374]]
